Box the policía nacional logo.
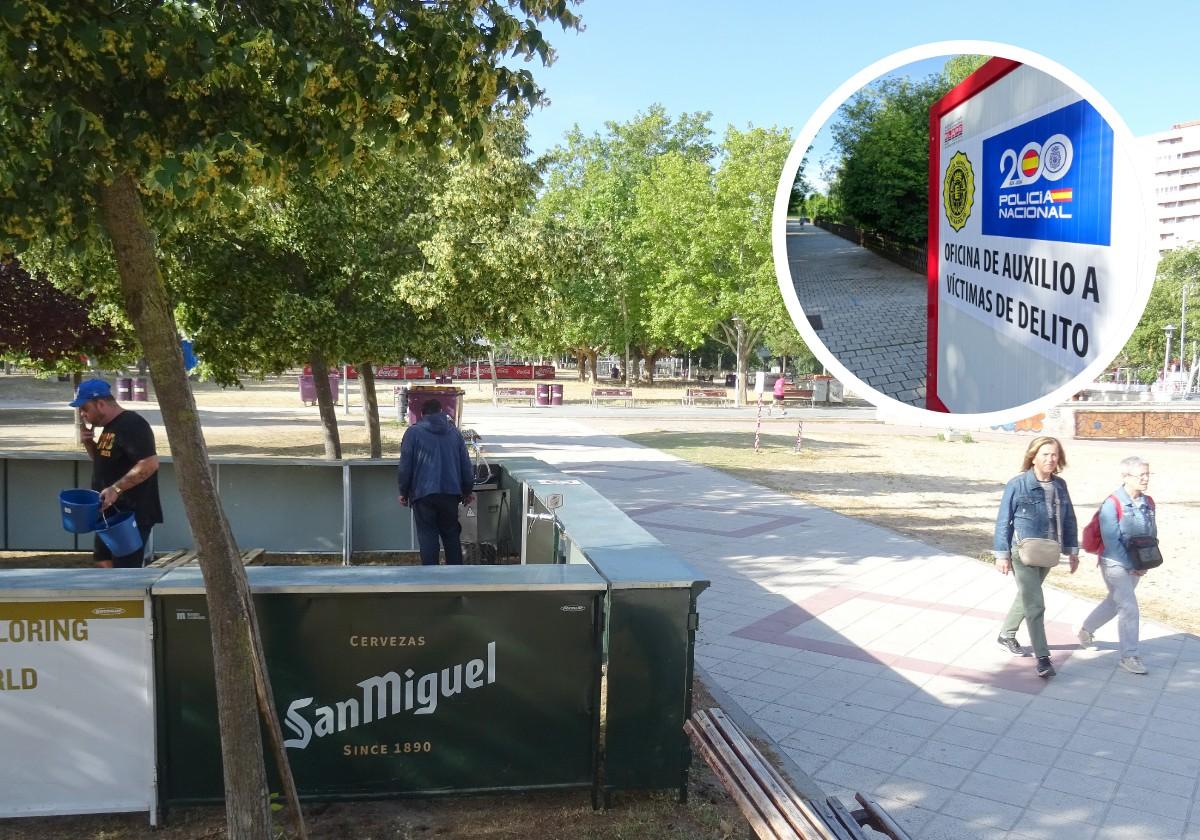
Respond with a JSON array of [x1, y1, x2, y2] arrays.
[[943, 151, 975, 232]]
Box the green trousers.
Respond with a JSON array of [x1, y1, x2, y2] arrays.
[[1000, 550, 1052, 658]]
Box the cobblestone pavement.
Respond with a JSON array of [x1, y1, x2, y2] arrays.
[[478, 413, 1200, 840], [786, 222, 928, 406]]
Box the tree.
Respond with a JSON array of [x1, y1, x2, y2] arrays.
[[634, 125, 793, 404], [1118, 245, 1200, 379], [0, 255, 132, 373], [824, 55, 985, 244], [540, 106, 715, 383], [0, 3, 578, 836]]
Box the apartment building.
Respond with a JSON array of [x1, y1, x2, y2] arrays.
[[1142, 120, 1200, 252]]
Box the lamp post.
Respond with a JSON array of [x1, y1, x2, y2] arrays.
[[1163, 323, 1176, 391]]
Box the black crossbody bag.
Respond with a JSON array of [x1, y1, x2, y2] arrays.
[[1126, 535, 1163, 570]]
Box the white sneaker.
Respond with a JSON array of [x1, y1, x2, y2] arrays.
[[1120, 656, 1148, 675], [1077, 627, 1094, 646]]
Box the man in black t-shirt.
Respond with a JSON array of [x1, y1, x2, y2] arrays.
[[70, 379, 163, 568]]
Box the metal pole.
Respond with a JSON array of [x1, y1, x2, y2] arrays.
[[753, 392, 763, 454], [342, 363, 350, 415]]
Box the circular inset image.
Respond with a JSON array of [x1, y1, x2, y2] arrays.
[[773, 41, 1156, 425]]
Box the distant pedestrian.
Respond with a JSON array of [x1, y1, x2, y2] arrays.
[[992, 435, 1079, 678], [397, 399, 476, 565], [772, 375, 787, 415], [1078, 457, 1157, 675], [72, 379, 162, 568]]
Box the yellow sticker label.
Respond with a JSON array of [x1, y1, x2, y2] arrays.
[[0, 600, 143, 621], [943, 151, 975, 232]]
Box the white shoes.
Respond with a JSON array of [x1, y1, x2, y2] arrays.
[[1120, 656, 1148, 675], [1077, 627, 1094, 646]]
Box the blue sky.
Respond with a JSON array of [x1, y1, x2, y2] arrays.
[[522, 0, 1200, 165]]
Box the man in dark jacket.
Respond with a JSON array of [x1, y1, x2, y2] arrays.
[[397, 399, 476, 565]]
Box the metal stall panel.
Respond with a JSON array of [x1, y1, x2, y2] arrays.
[[603, 586, 698, 791], [0, 569, 163, 818], [149, 460, 195, 552], [499, 458, 708, 796], [5, 456, 80, 550], [155, 567, 604, 802], [348, 461, 413, 552], [215, 462, 343, 552]]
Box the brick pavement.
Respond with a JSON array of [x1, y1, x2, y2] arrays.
[[478, 413, 1200, 840], [786, 222, 928, 406]]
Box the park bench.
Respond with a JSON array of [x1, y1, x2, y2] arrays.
[[591, 387, 635, 407], [686, 708, 912, 840], [683, 387, 731, 407], [767, 387, 814, 413], [495, 386, 536, 406]]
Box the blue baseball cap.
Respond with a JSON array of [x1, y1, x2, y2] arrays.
[[69, 379, 113, 408]]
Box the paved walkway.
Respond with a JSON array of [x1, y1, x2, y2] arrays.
[[786, 222, 927, 407], [477, 413, 1200, 840]]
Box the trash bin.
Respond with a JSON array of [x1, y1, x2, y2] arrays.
[[405, 385, 464, 426], [298, 374, 340, 406], [550, 383, 563, 406], [723, 373, 737, 388], [132, 376, 149, 401], [536, 383, 550, 407], [116, 376, 133, 401]]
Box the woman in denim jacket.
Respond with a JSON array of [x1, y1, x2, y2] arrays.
[[992, 436, 1079, 678], [1078, 456, 1156, 675]]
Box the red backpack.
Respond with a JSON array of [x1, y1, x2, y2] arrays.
[[1080, 494, 1155, 555]]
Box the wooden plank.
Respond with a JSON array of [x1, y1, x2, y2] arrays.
[[685, 718, 792, 840], [707, 709, 843, 840], [854, 794, 912, 840], [693, 712, 808, 840], [147, 550, 185, 569], [171, 550, 199, 568], [824, 796, 869, 840], [241, 548, 266, 566]]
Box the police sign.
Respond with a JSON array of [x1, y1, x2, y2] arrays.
[[928, 56, 1153, 415]]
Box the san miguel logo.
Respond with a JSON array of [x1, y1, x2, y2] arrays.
[[943, 151, 975, 232], [282, 641, 496, 750], [982, 99, 1113, 245]]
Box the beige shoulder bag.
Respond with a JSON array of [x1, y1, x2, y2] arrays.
[[1016, 483, 1062, 568]]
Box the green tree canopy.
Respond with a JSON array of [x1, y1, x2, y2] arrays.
[[824, 55, 988, 244]]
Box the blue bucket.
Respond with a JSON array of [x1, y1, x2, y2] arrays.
[[60, 489, 102, 534], [96, 510, 143, 557]]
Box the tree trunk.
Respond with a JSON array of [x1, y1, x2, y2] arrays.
[[309, 348, 342, 459], [98, 171, 305, 840], [734, 318, 747, 407], [576, 350, 586, 381], [487, 346, 499, 407], [360, 362, 381, 459], [72, 370, 84, 444], [586, 348, 599, 384]]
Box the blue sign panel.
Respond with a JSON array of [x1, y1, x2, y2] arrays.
[[982, 99, 1113, 245]]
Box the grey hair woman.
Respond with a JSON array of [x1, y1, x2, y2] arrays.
[[1078, 456, 1157, 675]]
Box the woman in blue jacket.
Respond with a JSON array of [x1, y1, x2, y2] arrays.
[[993, 436, 1080, 678], [1078, 456, 1156, 675]]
